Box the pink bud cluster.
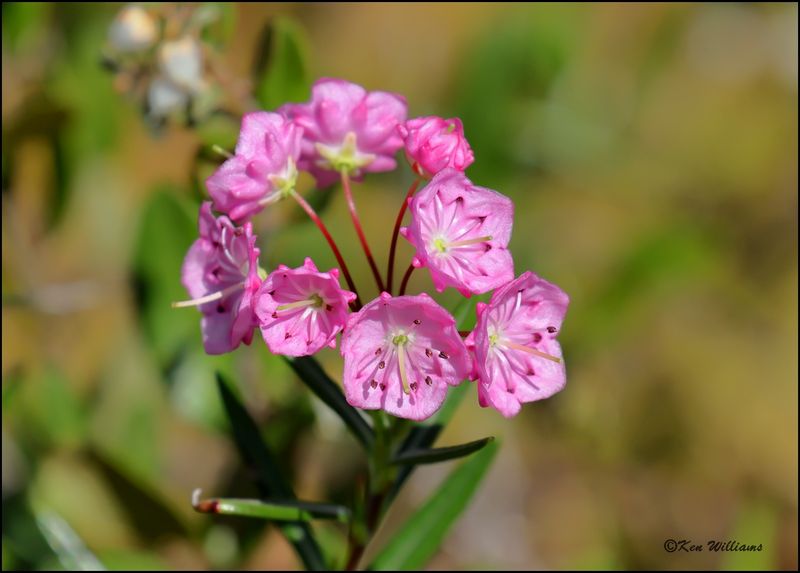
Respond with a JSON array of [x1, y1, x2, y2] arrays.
[[178, 78, 569, 420]]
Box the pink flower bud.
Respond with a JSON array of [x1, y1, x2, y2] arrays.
[[399, 116, 474, 178]]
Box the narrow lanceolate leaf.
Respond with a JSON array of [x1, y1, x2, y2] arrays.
[[192, 490, 350, 523], [253, 16, 311, 110], [215, 373, 326, 571], [285, 356, 374, 450], [35, 511, 105, 571], [391, 437, 494, 466], [371, 440, 500, 571]]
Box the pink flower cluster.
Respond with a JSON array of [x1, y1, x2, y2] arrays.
[[177, 78, 569, 420]]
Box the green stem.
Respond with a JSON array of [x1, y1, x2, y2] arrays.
[[345, 413, 399, 570]]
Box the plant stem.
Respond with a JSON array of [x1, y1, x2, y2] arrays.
[[345, 413, 398, 570], [386, 178, 421, 294], [340, 170, 385, 292], [290, 190, 362, 309], [398, 264, 415, 296]]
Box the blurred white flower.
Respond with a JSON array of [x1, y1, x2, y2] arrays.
[[159, 36, 206, 93], [108, 5, 157, 53], [147, 75, 188, 118]]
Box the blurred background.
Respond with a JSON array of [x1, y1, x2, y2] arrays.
[[2, 2, 797, 570]]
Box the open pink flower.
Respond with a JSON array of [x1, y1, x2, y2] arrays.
[[342, 293, 470, 421], [206, 112, 302, 221], [400, 168, 514, 296], [177, 202, 262, 354], [400, 116, 474, 178], [466, 272, 569, 418], [254, 258, 355, 356], [280, 78, 407, 188]]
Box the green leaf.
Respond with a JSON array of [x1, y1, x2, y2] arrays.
[[215, 373, 326, 571], [285, 356, 374, 450], [253, 16, 311, 110], [35, 511, 105, 571], [371, 440, 500, 570], [385, 424, 442, 505], [132, 188, 198, 369], [391, 437, 494, 466], [193, 492, 350, 523]]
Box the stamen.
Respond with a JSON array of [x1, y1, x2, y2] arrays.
[[504, 341, 561, 363], [276, 294, 323, 313], [398, 346, 411, 395], [211, 145, 233, 159], [171, 282, 243, 308], [448, 235, 492, 248]]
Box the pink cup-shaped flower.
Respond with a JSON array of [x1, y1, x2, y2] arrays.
[[342, 293, 471, 421], [466, 272, 569, 418], [206, 112, 302, 222], [400, 116, 474, 178], [179, 202, 262, 354], [280, 78, 407, 188], [254, 258, 355, 356], [400, 168, 514, 296]]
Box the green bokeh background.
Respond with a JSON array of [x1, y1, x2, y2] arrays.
[[2, 3, 797, 570]]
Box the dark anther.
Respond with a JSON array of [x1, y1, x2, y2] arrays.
[[425, 348, 433, 357], [271, 311, 278, 319], [284, 332, 292, 339], [438, 351, 449, 359], [425, 376, 433, 386], [410, 382, 418, 391], [413, 319, 421, 325], [547, 326, 557, 334], [375, 348, 382, 356], [370, 379, 378, 389], [379, 383, 387, 391], [533, 333, 542, 343], [378, 361, 385, 369]]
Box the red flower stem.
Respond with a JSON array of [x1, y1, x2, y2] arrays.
[[398, 264, 415, 296], [290, 190, 362, 309], [341, 170, 385, 292], [386, 178, 421, 294]]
